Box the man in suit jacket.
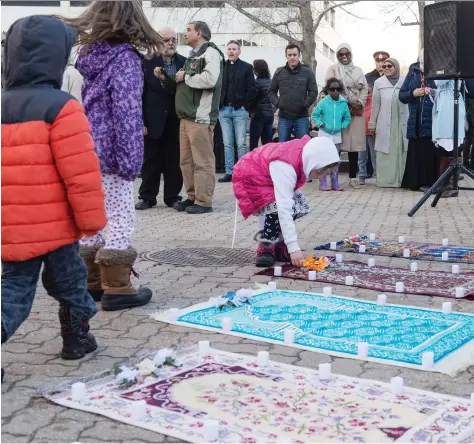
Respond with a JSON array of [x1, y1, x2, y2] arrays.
[[136, 27, 186, 210], [217, 40, 256, 182]]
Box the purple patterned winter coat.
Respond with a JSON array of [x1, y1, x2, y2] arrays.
[[77, 41, 144, 181]]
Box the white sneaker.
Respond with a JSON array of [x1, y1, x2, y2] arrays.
[[359, 178, 366, 185], [349, 178, 360, 189]]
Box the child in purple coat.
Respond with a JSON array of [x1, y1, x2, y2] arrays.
[[62, 1, 163, 311]]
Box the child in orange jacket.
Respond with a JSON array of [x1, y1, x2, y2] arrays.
[[1, 16, 106, 375]]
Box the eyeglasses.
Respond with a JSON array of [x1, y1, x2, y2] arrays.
[[382, 64, 393, 69], [163, 38, 177, 43], [329, 87, 341, 92], [338, 52, 350, 57]]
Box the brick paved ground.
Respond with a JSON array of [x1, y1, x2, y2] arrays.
[[2, 173, 474, 443]]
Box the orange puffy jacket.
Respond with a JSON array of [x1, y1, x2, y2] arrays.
[[1, 15, 106, 262]]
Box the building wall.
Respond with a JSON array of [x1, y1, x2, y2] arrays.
[[1, 1, 342, 88]]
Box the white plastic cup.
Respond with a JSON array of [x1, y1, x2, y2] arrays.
[[391, 376, 404, 395], [323, 286, 332, 297], [455, 287, 465, 298], [221, 317, 233, 332], [410, 262, 418, 272], [71, 382, 86, 402], [368, 258, 376, 268], [369, 233, 376, 241], [452, 265, 460, 274], [442, 251, 449, 261], [335, 253, 343, 263], [377, 294, 387, 306], [359, 245, 366, 253], [284, 329, 295, 345], [257, 351, 269, 366], [396, 282, 404, 293], [442, 302, 452, 314], [330, 242, 337, 250], [398, 236, 405, 244], [167, 308, 180, 322], [131, 400, 148, 418], [319, 363, 332, 380], [202, 420, 219, 442], [268, 281, 277, 290], [422, 351, 434, 369], [308, 270, 317, 281], [357, 342, 369, 358], [274, 266, 282, 277], [345, 276, 354, 286], [403, 248, 410, 258], [199, 340, 210, 356], [442, 238, 449, 246]]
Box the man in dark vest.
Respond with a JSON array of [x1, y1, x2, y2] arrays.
[[136, 27, 186, 210]]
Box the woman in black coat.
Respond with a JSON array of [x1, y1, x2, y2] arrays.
[[249, 59, 274, 150]]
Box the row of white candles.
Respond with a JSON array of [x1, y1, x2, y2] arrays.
[[330, 235, 451, 249]]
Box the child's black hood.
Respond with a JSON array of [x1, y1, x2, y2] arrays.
[[3, 15, 77, 91]]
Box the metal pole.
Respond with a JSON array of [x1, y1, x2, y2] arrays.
[[453, 77, 459, 189]]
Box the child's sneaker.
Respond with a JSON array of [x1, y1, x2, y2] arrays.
[[59, 307, 97, 360], [256, 244, 275, 267], [274, 241, 291, 263]]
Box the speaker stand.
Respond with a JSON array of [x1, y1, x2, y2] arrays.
[[408, 77, 474, 217]]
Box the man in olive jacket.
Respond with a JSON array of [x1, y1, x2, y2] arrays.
[[268, 44, 318, 142]]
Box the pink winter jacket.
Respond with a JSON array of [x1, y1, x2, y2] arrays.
[[232, 135, 311, 219]]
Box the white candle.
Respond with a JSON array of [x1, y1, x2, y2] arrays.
[[335, 253, 343, 263], [470, 393, 474, 411], [369, 233, 376, 241], [202, 420, 219, 442], [422, 351, 434, 369], [368, 258, 376, 268], [221, 317, 233, 332], [268, 281, 277, 290], [442, 251, 449, 261], [398, 236, 405, 244], [167, 308, 180, 322], [319, 363, 332, 380], [359, 245, 366, 253], [274, 266, 282, 277], [330, 242, 337, 250], [452, 265, 460, 274], [442, 238, 449, 246], [357, 342, 369, 358], [257, 351, 269, 366], [198, 340, 210, 356], [403, 248, 410, 258], [442, 302, 452, 314], [391, 376, 404, 395], [377, 294, 387, 306], [455, 287, 465, 298], [345, 276, 354, 286], [323, 286, 332, 297], [395, 282, 404, 293], [284, 328, 295, 344], [131, 400, 148, 418], [410, 262, 418, 272], [71, 382, 86, 402], [308, 270, 317, 281]]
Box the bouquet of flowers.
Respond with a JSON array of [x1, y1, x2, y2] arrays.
[[342, 234, 367, 248], [215, 288, 253, 311], [302, 255, 330, 271]]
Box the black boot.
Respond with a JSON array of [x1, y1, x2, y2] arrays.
[[59, 307, 97, 360]]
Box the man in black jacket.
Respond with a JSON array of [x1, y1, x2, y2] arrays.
[[268, 44, 318, 142], [136, 27, 186, 210], [365, 51, 390, 87], [218, 40, 256, 183]]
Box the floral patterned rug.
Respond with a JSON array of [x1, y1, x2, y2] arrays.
[[153, 290, 474, 375], [255, 262, 474, 299], [43, 347, 474, 443], [314, 237, 474, 264]]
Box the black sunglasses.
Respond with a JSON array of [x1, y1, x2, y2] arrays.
[[329, 87, 342, 92], [382, 64, 393, 69]]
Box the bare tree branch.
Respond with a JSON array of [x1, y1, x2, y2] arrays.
[[312, 1, 359, 33]]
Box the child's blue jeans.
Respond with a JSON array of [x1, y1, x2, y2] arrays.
[[1, 242, 97, 342]]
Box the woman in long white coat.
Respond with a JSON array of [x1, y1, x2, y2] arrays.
[[368, 58, 409, 187]]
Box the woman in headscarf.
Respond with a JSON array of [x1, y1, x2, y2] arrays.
[[399, 51, 438, 192], [326, 43, 368, 189], [368, 58, 409, 187]]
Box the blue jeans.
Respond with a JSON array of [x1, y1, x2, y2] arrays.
[[249, 115, 273, 150], [358, 135, 376, 178], [1, 242, 97, 342], [219, 106, 249, 175], [277, 117, 310, 142]]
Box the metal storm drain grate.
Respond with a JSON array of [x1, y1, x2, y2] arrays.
[[142, 248, 255, 267]]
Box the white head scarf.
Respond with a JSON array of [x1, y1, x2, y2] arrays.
[[302, 137, 340, 178], [336, 42, 355, 75]]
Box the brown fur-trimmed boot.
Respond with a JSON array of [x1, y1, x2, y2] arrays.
[[80, 245, 103, 302], [96, 247, 152, 311]]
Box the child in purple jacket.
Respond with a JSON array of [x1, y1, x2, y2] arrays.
[[62, 1, 163, 311]]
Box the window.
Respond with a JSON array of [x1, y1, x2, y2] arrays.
[[323, 0, 336, 29], [2, 1, 60, 5], [70, 1, 90, 6], [152, 1, 224, 7], [330, 48, 335, 61], [323, 42, 330, 58]]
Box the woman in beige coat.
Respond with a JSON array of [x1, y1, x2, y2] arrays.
[[326, 43, 368, 188]]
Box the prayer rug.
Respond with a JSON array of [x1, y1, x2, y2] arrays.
[[314, 238, 474, 264], [255, 262, 474, 299], [43, 347, 474, 443], [153, 290, 474, 375]]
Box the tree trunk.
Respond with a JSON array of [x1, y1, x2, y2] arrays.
[[417, 0, 425, 50], [298, 1, 317, 72]]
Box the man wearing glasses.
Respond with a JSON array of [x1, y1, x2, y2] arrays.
[[136, 27, 186, 211]]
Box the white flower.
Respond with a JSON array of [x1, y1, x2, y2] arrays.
[[215, 297, 228, 308], [115, 366, 139, 385], [136, 358, 157, 376], [233, 288, 253, 307], [154, 348, 176, 367]]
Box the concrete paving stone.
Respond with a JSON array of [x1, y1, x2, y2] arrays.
[[330, 358, 365, 378], [1, 388, 34, 418], [33, 418, 91, 443], [79, 420, 167, 443], [2, 402, 63, 435], [0, 434, 33, 443]]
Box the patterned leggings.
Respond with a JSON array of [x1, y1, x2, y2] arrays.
[[80, 174, 135, 250], [261, 213, 282, 242]]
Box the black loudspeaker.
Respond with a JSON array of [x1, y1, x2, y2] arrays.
[[423, 1, 474, 79]]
